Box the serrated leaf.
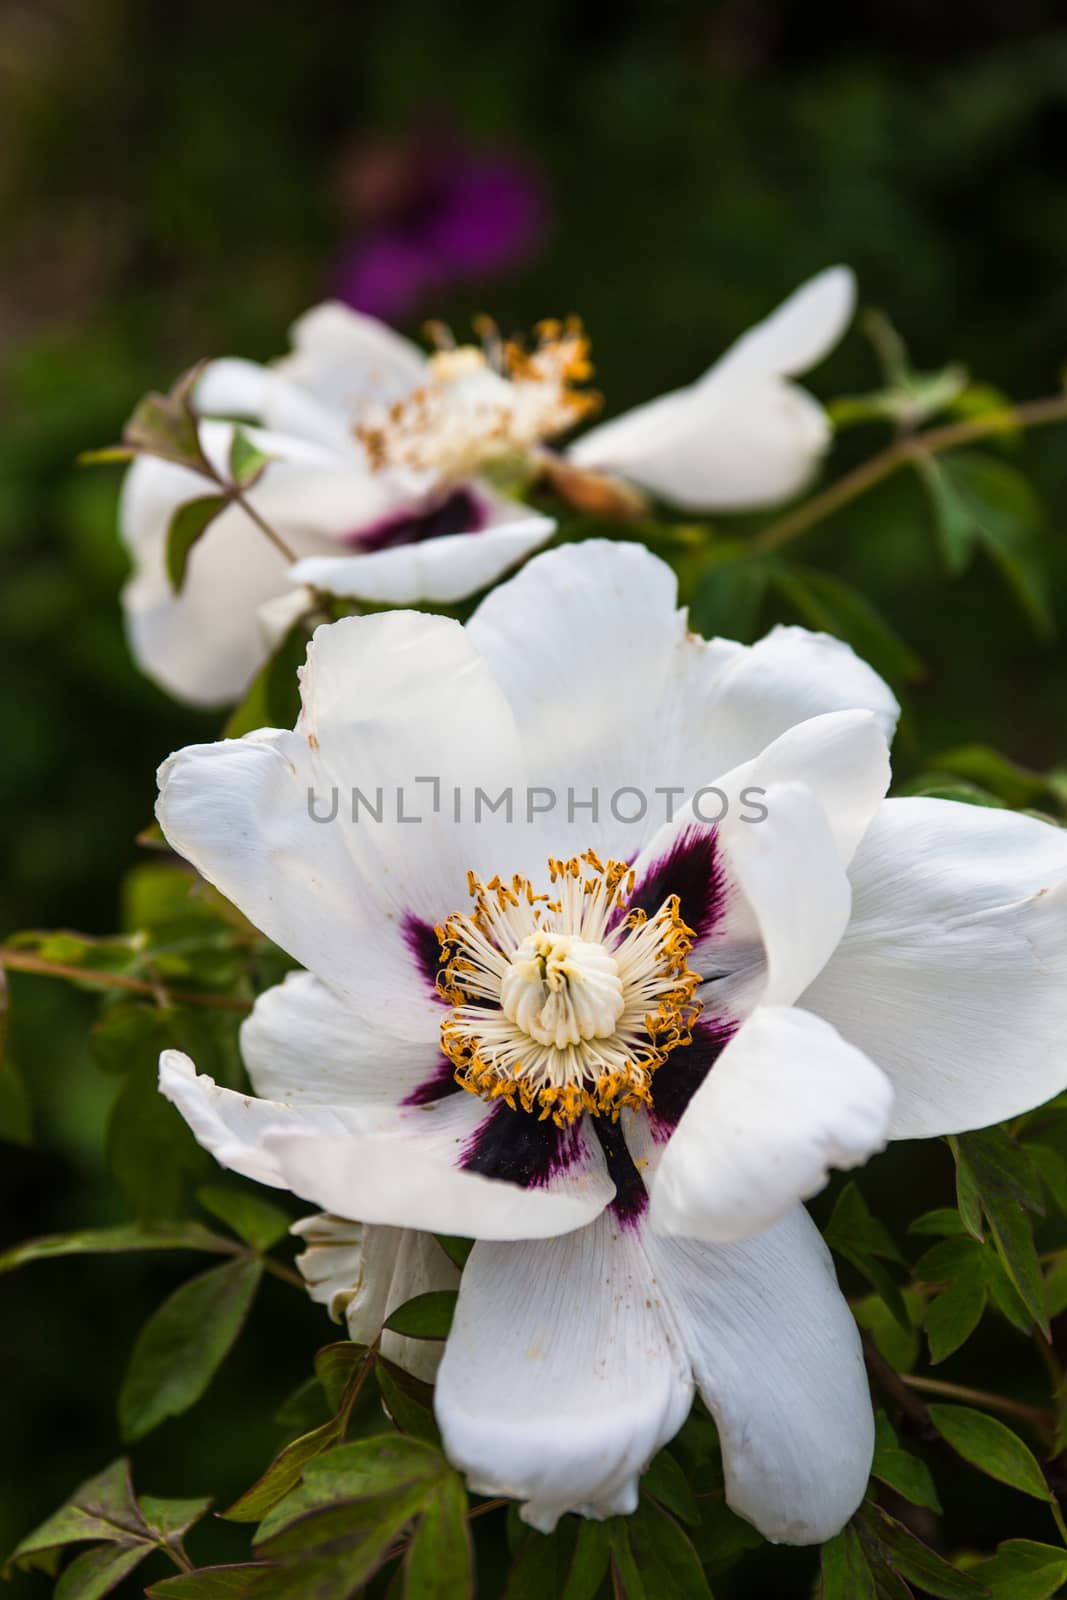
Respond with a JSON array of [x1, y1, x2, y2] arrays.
[[821, 1527, 876, 1600], [642, 1449, 699, 1526], [383, 1290, 458, 1340], [165, 494, 229, 592], [0, 1221, 235, 1274], [197, 1185, 291, 1251], [928, 1405, 1051, 1502], [119, 1257, 262, 1441], [403, 1471, 472, 1600], [971, 1539, 1067, 1599]]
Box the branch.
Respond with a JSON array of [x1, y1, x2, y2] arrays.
[[752, 392, 1067, 553], [0, 948, 250, 1013]]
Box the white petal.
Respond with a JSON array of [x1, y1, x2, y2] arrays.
[[434, 1213, 693, 1530], [649, 1006, 893, 1242], [194, 357, 354, 451], [803, 798, 1067, 1138], [241, 972, 441, 1105], [700, 624, 899, 775], [292, 1216, 459, 1382], [156, 610, 531, 993], [289, 512, 555, 606], [275, 301, 426, 412], [569, 269, 855, 512], [466, 542, 898, 860], [120, 453, 291, 706], [709, 266, 857, 382], [161, 1052, 612, 1241], [647, 1207, 873, 1543]]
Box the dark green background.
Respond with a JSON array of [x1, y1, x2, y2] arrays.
[[4, 2, 1067, 1593]]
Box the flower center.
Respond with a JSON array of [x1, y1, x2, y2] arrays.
[[355, 318, 600, 482], [500, 932, 625, 1048], [436, 852, 701, 1125]]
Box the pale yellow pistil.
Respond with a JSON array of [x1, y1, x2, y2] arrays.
[[436, 851, 702, 1126]]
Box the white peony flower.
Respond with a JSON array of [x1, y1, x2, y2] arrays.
[[120, 306, 573, 706], [154, 539, 1067, 1544], [121, 272, 852, 707], [569, 266, 856, 511]]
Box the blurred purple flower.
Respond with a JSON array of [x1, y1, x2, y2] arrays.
[[335, 131, 548, 322]]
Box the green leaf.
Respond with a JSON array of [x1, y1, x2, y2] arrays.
[[165, 494, 229, 592], [607, 1520, 648, 1600], [198, 1184, 291, 1251], [4, 1461, 140, 1574], [927, 746, 1060, 811], [383, 1290, 458, 1341], [825, 1182, 909, 1329], [149, 1566, 268, 1598], [925, 1271, 988, 1363], [315, 1342, 371, 1413], [503, 1529, 573, 1600], [53, 1542, 150, 1600], [821, 1527, 876, 1600], [223, 1414, 346, 1523], [434, 1235, 474, 1271], [953, 1131, 1048, 1335], [852, 1291, 922, 1374], [627, 1499, 714, 1599], [641, 1449, 699, 1526], [119, 1257, 262, 1441], [561, 1521, 612, 1600], [910, 1208, 968, 1238], [858, 1505, 991, 1599], [872, 1413, 942, 1513], [139, 1495, 213, 1540], [53, 1536, 150, 1600], [971, 1539, 1067, 1600], [691, 545, 771, 643], [404, 1471, 472, 1600], [229, 427, 271, 488], [771, 565, 923, 687], [0, 1221, 234, 1275], [107, 1067, 213, 1223], [916, 454, 978, 576], [123, 368, 206, 470], [223, 621, 307, 737], [928, 1405, 1051, 1501], [938, 452, 1055, 640], [376, 1358, 441, 1445]]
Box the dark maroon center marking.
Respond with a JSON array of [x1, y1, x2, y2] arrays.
[[460, 1102, 586, 1189], [623, 825, 726, 953], [403, 912, 446, 1004], [591, 1117, 648, 1228], [350, 488, 486, 553], [402, 1056, 459, 1106], [649, 1014, 736, 1140]]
